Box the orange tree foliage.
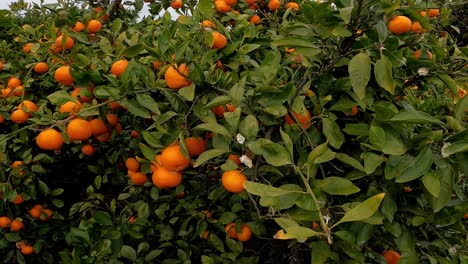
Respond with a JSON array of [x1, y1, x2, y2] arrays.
[[0, 0, 467, 263]]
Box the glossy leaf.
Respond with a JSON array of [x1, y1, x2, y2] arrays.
[[332, 193, 385, 228], [348, 53, 371, 99]]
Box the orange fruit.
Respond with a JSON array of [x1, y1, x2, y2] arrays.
[[211, 31, 227, 49], [59, 101, 81, 116], [185, 137, 206, 156], [22, 43, 34, 53], [36, 128, 64, 150], [351, 106, 359, 117], [12, 85, 24, 96], [224, 0, 237, 5], [211, 103, 235, 117], [152, 166, 183, 189], [225, 222, 237, 239], [285, 2, 299, 10], [237, 224, 252, 242], [0, 216, 11, 228], [21, 245, 33, 255], [95, 132, 111, 142], [414, 49, 433, 60], [312, 221, 319, 230], [73, 21, 85, 32], [89, 118, 108, 137], [388, 16, 412, 35], [40, 209, 53, 221], [128, 216, 136, 223], [1, 88, 12, 97], [11, 109, 29, 124], [71, 87, 94, 103], [0, 115, 4, 123], [10, 219, 24, 232], [150, 155, 163, 172], [81, 144, 95, 155], [54, 66, 74, 85], [202, 230, 209, 240], [421, 9, 439, 18], [110, 59, 129, 78], [67, 118, 93, 141], [249, 15, 261, 25], [55, 35, 74, 50], [464, 213, 468, 219], [131, 130, 140, 138], [19, 100, 39, 114], [34, 62, 49, 73], [285, 108, 312, 129], [382, 250, 401, 264], [246, 0, 256, 4], [152, 60, 163, 70], [106, 114, 119, 126], [0, 61, 3, 71], [165, 64, 191, 90], [228, 154, 241, 166], [29, 207, 42, 219], [12, 194, 24, 204], [268, 0, 280, 11], [411, 21, 425, 34], [8, 77, 21, 88], [221, 170, 247, 193], [87, 19, 102, 33], [129, 172, 148, 185], [202, 20, 216, 28], [160, 145, 190, 171], [215, 0, 231, 12], [12, 160, 24, 168], [171, 0, 183, 9], [125, 157, 140, 172]]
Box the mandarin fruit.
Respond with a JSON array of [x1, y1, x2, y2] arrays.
[[54, 66, 74, 85], [160, 145, 190, 171], [36, 128, 64, 150], [34, 62, 49, 73], [152, 166, 183, 189], [211, 31, 228, 49], [388, 15, 412, 35], [125, 157, 140, 172], [110, 59, 129, 78], [185, 137, 206, 156], [87, 19, 102, 33], [221, 170, 247, 193], [382, 250, 400, 264], [165, 64, 191, 89], [11, 109, 29, 124], [285, 108, 312, 129]]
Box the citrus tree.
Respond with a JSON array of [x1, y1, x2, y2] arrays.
[[0, 0, 467, 263]]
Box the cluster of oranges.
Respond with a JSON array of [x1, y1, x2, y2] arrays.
[[0, 216, 24, 232], [224, 222, 252, 242]]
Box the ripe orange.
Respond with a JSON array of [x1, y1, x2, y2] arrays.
[[40, 209, 53, 221], [0, 61, 3, 71], [106, 114, 119, 126], [0, 115, 4, 123], [12, 160, 24, 168], [81, 144, 95, 155], [202, 20, 215, 28], [249, 15, 261, 25], [228, 154, 241, 166], [129, 172, 148, 185], [125, 157, 140, 172], [12, 85, 24, 96], [36, 128, 64, 150], [202, 230, 209, 240], [55, 35, 74, 50], [215, 0, 231, 12], [30, 206, 42, 219], [11, 109, 29, 124], [464, 213, 468, 219], [10, 219, 24, 232], [221, 170, 247, 193], [73, 21, 85, 32], [160, 145, 190, 171], [237, 224, 252, 242], [21, 245, 33, 255], [67, 118, 93, 141], [382, 250, 401, 264], [1, 88, 12, 97], [22, 43, 34, 53], [225, 222, 237, 239], [414, 49, 433, 59], [12, 194, 24, 204], [152, 166, 183, 189], [90, 118, 108, 136], [34, 62, 49, 73], [19, 100, 39, 114], [211, 31, 228, 49], [411, 22, 425, 34], [212, 104, 235, 117], [54, 66, 74, 85], [128, 216, 136, 223], [351, 106, 359, 117], [95, 132, 111, 142], [165, 64, 191, 89], [185, 137, 206, 156], [0, 216, 11, 228], [171, 0, 183, 9], [131, 130, 139, 138], [312, 221, 319, 230], [268, 0, 280, 11], [285, 109, 312, 129], [59, 101, 81, 115], [388, 16, 412, 35], [71, 87, 94, 103], [421, 9, 439, 18], [224, 0, 237, 5], [87, 19, 102, 33], [285, 2, 299, 10], [8, 77, 21, 88], [110, 59, 129, 78]]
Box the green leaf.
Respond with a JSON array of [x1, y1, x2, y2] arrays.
[[47, 90, 75, 105], [454, 95, 468, 122], [123, 100, 151, 118], [362, 152, 385, 174], [335, 153, 365, 172], [247, 139, 291, 166], [229, 77, 245, 107], [193, 149, 229, 167], [374, 55, 396, 95], [198, 0, 213, 18], [139, 144, 156, 161], [273, 37, 318, 48], [396, 148, 433, 183], [274, 217, 320, 242], [136, 94, 159, 114], [381, 195, 397, 222], [204, 96, 231, 109], [141, 131, 163, 148], [389, 111, 444, 125], [94, 211, 113, 226], [239, 115, 258, 141], [145, 250, 164, 262], [332, 193, 385, 228], [122, 44, 144, 57], [322, 117, 344, 149], [422, 171, 440, 198], [441, 140, 468, 158], [319, 177, 360, 195], [280, 129, 294, 161], [120, 245, 137, 261], [244, 181, 298, 197], [178, 83, 195, 101], [194, 123, 232, 139], [348, 53, 371, 99], [433, 166, 454, 212], [310, 240, 332, 264]]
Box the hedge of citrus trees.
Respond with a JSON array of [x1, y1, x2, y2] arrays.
[[0, 0, 467, 263]]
